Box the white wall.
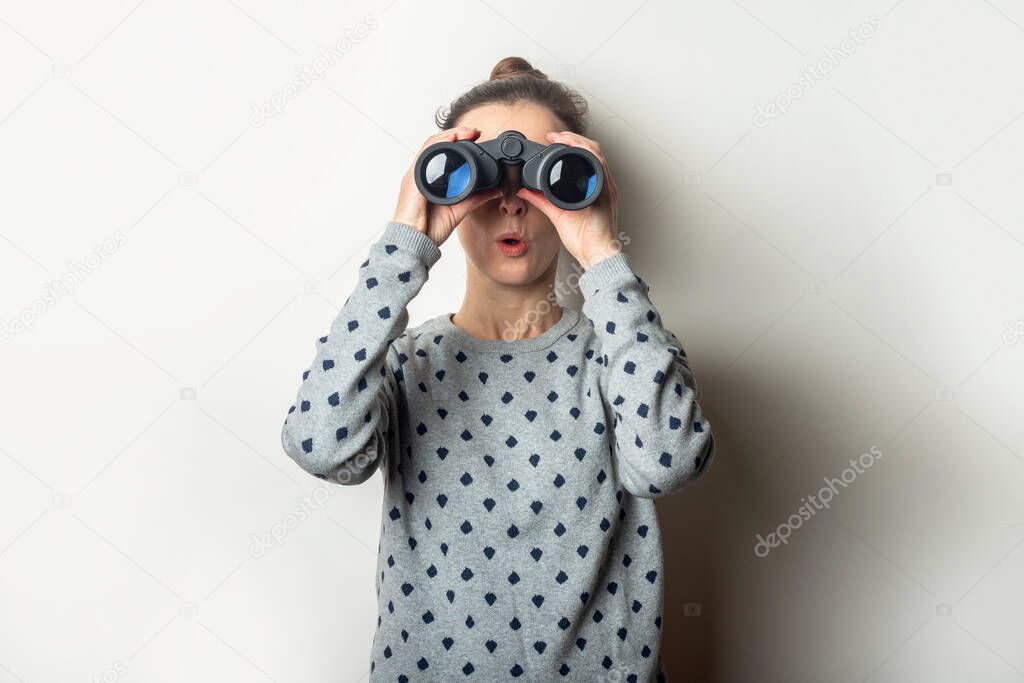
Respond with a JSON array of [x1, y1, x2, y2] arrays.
[[2, 0, 1022, 681]]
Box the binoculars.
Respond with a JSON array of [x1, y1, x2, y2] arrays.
[[414, 130, 604, 211]]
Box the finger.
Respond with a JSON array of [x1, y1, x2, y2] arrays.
[[440, 127, 483, 144], [515, 187, 565, 225], [546, 131, 603, 160], [603, 162, 619, 200], [435, 125, 474, 139], [417, 126, 479, 154], [450, 187, 502, 223]]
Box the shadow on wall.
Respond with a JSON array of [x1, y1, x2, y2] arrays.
[[656, 385, 791, 681], [553, 197, 875, 679], [656, 349, 875, 681], [570, 236, 859, 681]]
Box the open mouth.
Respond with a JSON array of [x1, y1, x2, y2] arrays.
[[496, 234, 528, 256]]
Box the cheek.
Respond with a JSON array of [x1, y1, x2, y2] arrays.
[[531, 224, 563, 255], [456, 221, 490, 255]]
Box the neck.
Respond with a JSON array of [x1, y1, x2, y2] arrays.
[[453, 257, 562, 342]]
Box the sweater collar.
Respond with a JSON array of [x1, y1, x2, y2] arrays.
[[432, 306, 581, 354]]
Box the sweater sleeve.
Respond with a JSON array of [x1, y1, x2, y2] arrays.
[[578, 251, 715, 499], [280, 220, 442, 485]]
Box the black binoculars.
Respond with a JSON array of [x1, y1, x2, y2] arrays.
[[414, 130, 604, 211]]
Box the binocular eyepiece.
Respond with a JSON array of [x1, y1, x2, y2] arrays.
[[414, 130, 604, 211]]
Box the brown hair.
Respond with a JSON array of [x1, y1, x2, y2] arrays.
[[434, 56, 590, 135]]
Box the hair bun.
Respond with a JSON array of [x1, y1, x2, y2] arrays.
[[489, 56, 548, 81], [436, 55, 588, 135]]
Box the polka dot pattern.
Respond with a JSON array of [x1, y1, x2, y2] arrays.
[[281, 222, 714, 680]]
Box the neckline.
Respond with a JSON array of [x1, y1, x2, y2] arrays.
[[433, 306, 581, 353]]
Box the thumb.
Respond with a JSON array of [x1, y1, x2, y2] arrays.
[[516, 187, 562, 223], [451, 188, 503, 222]]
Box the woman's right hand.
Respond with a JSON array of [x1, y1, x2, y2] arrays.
[[392, 126, 503, 247]]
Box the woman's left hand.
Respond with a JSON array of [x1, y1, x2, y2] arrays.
[[515, 131, 622, 270]]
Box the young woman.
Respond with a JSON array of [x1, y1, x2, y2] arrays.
[[281, 56, 714, 682]]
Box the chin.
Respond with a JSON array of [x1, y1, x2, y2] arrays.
[[487, 265, 537, 286]]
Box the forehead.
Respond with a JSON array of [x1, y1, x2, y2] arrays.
[[457, 101, 565, 145]]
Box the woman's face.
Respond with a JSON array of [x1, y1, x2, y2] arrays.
[[453, 102, 566, 287]]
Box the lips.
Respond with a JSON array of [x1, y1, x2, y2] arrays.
[[496, 231, 527, 245], [496, 231, 528, 257], [495, 232, 528, 259]]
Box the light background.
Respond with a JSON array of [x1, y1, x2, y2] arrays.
[[1, 0, 1023, 681]]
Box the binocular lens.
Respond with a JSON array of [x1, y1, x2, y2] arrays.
[[423, 149, 472, 199], [547, 154, 599, 205]]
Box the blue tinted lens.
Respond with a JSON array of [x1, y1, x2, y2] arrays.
[[423, 150, 472, 199], [446, 160, 471, 198], [548, 154, 597, 204]]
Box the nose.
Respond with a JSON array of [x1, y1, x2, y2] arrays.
[[498, 165, 526, 216]]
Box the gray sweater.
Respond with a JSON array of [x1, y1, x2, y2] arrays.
[[281, 221, 714, 682]]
